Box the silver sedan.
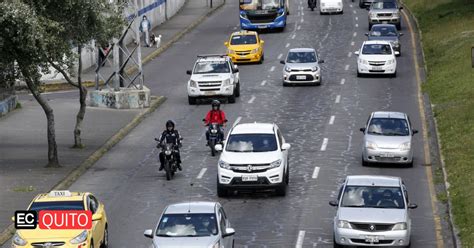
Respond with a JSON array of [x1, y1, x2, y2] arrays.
[[280, 48, 324, 86]]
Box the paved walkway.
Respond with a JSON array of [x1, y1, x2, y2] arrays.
[[0, 0, 224, 242]]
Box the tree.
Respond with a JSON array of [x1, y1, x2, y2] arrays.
[[29, 0, 125, 148], [0, 0, 60, 167]]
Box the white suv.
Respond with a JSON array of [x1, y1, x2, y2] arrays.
[[215, 123, 291, 197], [186, 54, 240, 105], [355, 40, 399, 77]]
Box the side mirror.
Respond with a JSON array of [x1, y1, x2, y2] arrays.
[[319, 59, 325, 63], [412, 129, 418, 135], [360, 127, 366, 132], [354, 51, 360, 56], [233, 65, 239, 73], [202, 118, 206, 122], [92, 213, 103, 221], [215, 144, 223, 151], [399, 6, 404, 9], [186, 70, 192, 75], [179, 137, 184, 141], [144, 229, 153, 239], [154, 138, 159, 141], [394, 51, 400, 56], [261, 40, 265, 45], [224, 41, 229, 47], [281, 143, 291, 150], [408, 203, 418, 209], [329, 200, 339, 207], [280, 60, 285, 65], [399, 33, 404, 36], [222, 227, 235, 237], [365, 33, 369, 36]]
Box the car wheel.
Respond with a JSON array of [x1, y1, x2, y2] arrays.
[[357, 70, 362, 77], [275, 183, 287, 196], [91, 240, 94, 248], [217, 182, 228, 197], [407, 159, 414, 168], [333, 235, 344, 248], [188, 96, 196, 105], [235, 82, 241, 97], [283, 81, 290, 87], [391, 71, 397, 78], [228, 94, 236, 103], [320, 10, 324, 15], [396, 22, 401, 30], [100, 226, 108, 248], [359, 0, 364, 8], [362, 157, 369, 166]]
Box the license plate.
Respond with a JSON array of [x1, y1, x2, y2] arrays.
[[296, 75, 306, 80], [372, 66, 383, 70], [258, 25, 268, 29], [242, 175, 258, 182], [380, 153, 395, 158], [382, 21, 388, 24], [365, 235, 379, 243], [240, 55, 247, 58], [204, 91, 215, 96]]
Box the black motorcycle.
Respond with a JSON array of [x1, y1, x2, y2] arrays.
[[207, 123, 223, 157], [308, 0, 317, 11], [155, 139, 179, 180]]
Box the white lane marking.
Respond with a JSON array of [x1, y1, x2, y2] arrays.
[[248, 95, 256, 104], [197, 168, 207, 179], [278, 53, 283, 59], [270, 65, 276, 72], [297, 25, 301, 30], [302, 12, 305, 16], [351, 41, 355, 46], [301, 18, 304, 23], [348, 52, 352, 58], [261, 80, 267, 86], [350, 4, 353, 7], [291, 33, 296, 39], [355, 16, 358, 21], [233, 116, 242, 127], [233, 26, 237, 30], [312, 167, 320, 179], [335, 95, 341, 103], [353, 10, 356, 14], [295, 230, 306, 248], [355, 23, 359, 28], [340, 78, 346, 85], [329, 115, 335, 125], [344, 64, 350, 71], [286, 43, 290, 48], [353, 32, 357, 37], [320, 138, 329, 151]]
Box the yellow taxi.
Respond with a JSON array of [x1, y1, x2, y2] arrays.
[[225, 30, 264, 64], [12, 190, 108, 248]]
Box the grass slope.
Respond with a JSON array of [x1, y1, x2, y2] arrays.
[[404, 0, 474, 245]]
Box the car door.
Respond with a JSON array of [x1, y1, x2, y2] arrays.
[[402, 183, 412, 230], [229, 60, 239, 85], [88, 195, 103, 246], [218, 207, 233, 247], [276, 128, 288, 168]]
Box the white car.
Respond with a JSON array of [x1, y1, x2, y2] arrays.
[[355, 40, 399, 77], [144, 201, 235, 248], [215, 123, 291, 197], [186, 54, 240, 105], [320, 0, 343, 14]]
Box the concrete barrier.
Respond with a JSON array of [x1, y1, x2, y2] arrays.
[[0, 95, 18, 117], [87, 86, 151, 109]]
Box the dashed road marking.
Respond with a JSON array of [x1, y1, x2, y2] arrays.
[[355, 16, 358, 21], [270, 65, 276, 72], [297, 25, 301, 30], [295, 230, 306, 248], [312, 167, 320, 179], [353, 10, 356, 14], [320, 138, 329, 151], [350, 4, 353, 7], [233, 116, 242, 127], [353, 32, 357, 37], [261, 80, 267, 86], [286, 43, 290, 48], [248, 95, 256, 104], [301, 18, 304, 23], [197, 168, 207, 179], [351, 41, 355, 46], [355, 23, 359, 28], [291, 33, 296, 39], [278, 53, 283, 59], [348, 52, 352, 57], [335, 95, 341, 103], [340, 78, 346, 85], [329, 115, 335, 125], [344, 64, 350, 71]]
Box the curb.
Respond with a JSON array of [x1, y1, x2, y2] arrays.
[[0, 96, 166, 245], [402, 3, 461, 247]]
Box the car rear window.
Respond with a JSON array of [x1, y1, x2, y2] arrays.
[[29, 201, 85, 211]]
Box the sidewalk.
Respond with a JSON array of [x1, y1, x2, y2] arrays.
[[0, 0, 224, 244]]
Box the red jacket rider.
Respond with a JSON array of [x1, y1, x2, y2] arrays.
[[204, 100, 227, 125]]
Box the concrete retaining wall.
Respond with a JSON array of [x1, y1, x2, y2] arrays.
[[0, 95, 18, 117], [87, 86, 151, 109]]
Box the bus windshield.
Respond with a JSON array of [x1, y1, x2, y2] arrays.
[[239, 0, 282, 10]]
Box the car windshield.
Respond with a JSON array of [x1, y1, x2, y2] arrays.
[[193, 61, 230, 74], [367, 118, 409, 136], [156, 213, 218, 237], [230, 35, 257, 45], [372, 1, 397, 9], [370, 26, 398, 37], [341, 186, 405, 209], [239, 0, 281, 10], [286, 52, 317, 63], [29, 201, 85, 211], [362, 44, 392, 55], [226, 134, 278, 152]]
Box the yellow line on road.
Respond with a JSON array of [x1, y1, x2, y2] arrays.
[[402, 9, 445, 248]]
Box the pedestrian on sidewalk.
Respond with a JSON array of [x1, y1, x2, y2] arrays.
[[139, 15, 151, 47]]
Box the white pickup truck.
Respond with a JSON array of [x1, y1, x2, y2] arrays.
[[186, 55, 240, 105]]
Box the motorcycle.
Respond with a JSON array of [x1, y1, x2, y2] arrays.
[[308, 0, 317, 11], [155, 139, 179, 180], [206, 122, 224, 157]]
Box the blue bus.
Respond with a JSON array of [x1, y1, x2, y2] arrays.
[[239, 0, 289, 31]]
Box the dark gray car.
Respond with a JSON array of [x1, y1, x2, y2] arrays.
[[365, 24, 403, 55]]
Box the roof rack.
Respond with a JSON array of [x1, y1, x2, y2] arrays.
[[197, 54, 227, 58]]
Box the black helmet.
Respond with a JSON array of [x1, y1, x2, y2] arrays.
[[211, 100, 220, 109], [166, 120, 175, 129]]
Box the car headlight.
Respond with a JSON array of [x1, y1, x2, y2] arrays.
[[386, 59, 396, 65], [311, 66, 319, 72], [219, 160, 231, 170], [321, 3, 326, 7], [222, 78, 231, 86], [165, 150, 172, 155], [284, 66, 291, 72], [399, 142, 411, 151], [392, 222, 407, 230], [70, 230, 88, 244], [337, 220, 352, 229], [209, 241, 220, 248], [251, 48, 259, 54], [269, 159, 282, 168], [13, 233, 27, 246], [227, 49, 235, 55], [370, 13, 377, 18], [392, 12, 399, 18], [366, 141, 378, 150], [189, 80, 197, 88], [358, 58, 368, 65], [240, 12, 247, 19]]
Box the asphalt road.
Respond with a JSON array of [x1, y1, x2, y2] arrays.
[[13, 0, 444, 247]]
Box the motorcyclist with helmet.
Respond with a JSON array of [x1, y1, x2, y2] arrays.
[[203, 100, 227, 144], [157, 120, 182, 171]]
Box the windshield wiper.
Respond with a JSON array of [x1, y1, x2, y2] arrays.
[[156, 234, 174, 237], [342, 205, 365, 208]]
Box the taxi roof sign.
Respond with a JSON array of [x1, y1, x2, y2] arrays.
[[48, 190, 72, 197]]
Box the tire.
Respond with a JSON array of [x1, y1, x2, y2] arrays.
[[232, 240, 235, 248], [407, 160, 414, 168], [164, 160, 171, 181], [217, 182, 228, 197], [210, 139, 216, 157], [188, 96, 196, 105], [311, 7, 314, 11], [362, 157, 369, 166], [391, 71, 397, 78], [91, 241, 95, 248], [283, 82, 290, 87], [275, 183, 287, 196], [228, 94, 236, 103], [285, 166, 290, 184], [236, 82, 241, 97], [333, 236, 344, 248], [357, 70, 362, 77], [396, 22, 401, 30], [100, 226, 108, 248]]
